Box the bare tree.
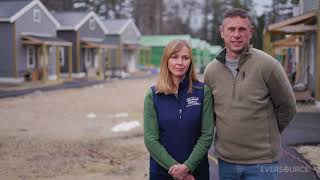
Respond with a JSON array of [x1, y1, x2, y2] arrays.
[[40, 0, 73, 11], [132, 0, 164, 35]]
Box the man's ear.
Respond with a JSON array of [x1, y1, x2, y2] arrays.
[[249, 27, 255, 39], [219, 25, 224, 38]]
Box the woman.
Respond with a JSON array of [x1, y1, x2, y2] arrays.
[[144, 39, 214, 180]]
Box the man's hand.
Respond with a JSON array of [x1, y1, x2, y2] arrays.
[[168, 164, 190, 180]]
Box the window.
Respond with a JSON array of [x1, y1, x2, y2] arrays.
[[89, 18, 96, 31], [33, 9, 41, 23], [59, 48, 65, 66], [27, 46, 36, 68], [84, 49, 92, 67]]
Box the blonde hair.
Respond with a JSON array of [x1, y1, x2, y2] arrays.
[[156, 39, 198, 94]]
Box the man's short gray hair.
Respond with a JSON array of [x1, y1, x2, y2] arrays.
[[222, 8, 252, 25]]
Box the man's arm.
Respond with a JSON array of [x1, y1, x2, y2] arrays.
[[266, 62, 297, 133]]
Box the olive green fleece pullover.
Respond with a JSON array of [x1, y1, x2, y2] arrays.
[[204, 46, 296, 164]]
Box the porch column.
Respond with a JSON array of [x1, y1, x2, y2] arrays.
[[68, 46, 73, 80], [263, 30, 272, 56], [116, 47, 121, 77], [56, 46, 61, 81], [316, 13, 320, 100], [106, 48, 111, 79], [41, 44, 48, 82], [98, 48, 104, 80], [147, 49, 152, 66]]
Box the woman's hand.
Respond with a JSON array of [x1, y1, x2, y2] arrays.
[[168, 164, 190, 180], [183, 174, 195, 180]]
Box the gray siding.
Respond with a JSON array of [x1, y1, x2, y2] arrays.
[[104, 35, 120, 45], [15, 4, 57, 75], [78, 17, 105, 74], [0, 22, 15, 77], [57, 30, 78, 73], [103, 35, 120, 74], [121, 23, 140, 44], [78, 17, 105, 40]]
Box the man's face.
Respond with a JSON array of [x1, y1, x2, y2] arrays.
[[220, 16, 254, 55]]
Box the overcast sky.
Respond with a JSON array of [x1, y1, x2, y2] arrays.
[[253, 0, 272, 15]]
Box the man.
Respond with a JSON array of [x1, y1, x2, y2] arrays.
[[204, 8, 296, 180]]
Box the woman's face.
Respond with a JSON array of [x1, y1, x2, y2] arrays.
[[168, 45, 191, 80]]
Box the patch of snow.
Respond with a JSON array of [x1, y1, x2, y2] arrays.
[[86, 113, 97, 119], [108, 112, 129, 118], [111, 121, 140, 132]]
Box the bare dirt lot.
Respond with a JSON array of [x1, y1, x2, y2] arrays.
[[0, 77, 156, 180], [0, 75, 319, 180]]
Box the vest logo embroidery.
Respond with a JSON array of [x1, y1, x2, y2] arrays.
[[186, 96, 201, 107]]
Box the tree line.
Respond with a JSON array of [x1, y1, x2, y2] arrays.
[[40, 0, 300, 49]]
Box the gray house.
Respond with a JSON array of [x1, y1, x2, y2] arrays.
[[0, 0, 72, 83], [103, 19, 141, 77], [53, 11, 109, 79]]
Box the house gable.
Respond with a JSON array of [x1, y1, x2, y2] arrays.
[[6, 0, 60, 28], [75, 12, 107, 34], [15, 4, 58, 36], [78, 16, 106, 41], [121, 20, 141, 44]]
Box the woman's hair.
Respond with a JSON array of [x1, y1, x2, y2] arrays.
[[156, 39, 198, 94]]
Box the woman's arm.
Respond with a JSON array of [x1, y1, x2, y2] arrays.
[[144, 88, 178, 170], [183, 84, 214, 173]]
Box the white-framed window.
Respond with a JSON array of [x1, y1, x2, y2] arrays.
[[26, 46, 36, 68], [59, 48, 65, 66], [84, 49, 92, 67], [89, 18, 96, 31], [33, 9, 41, 23]]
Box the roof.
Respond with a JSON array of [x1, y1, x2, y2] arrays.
[[0, 0, 31, 19], [208, 45, 222, 55], [0, 0, 60, 27], [267, 11, 317, 32], [21, 35, 72, 46], [103, 19, 128, 34], [103, 19, 141, 37], [140, 35, 191, 47], [52, 11, 108, 34], [190, 38, 201, 49], [52, 11, 87, 28]]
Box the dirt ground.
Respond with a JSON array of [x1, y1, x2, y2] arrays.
[[0, 75, 320, 180], [0, 76, 156, 180]]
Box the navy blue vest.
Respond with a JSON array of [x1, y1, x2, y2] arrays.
[[150, 79, 209, 178]]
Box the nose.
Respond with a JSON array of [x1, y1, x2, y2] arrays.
[[233, 30, 241, 38], [176, 58, 183, 65]]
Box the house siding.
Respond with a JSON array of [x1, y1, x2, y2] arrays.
[[15, 4, 57, 76], [0, 22, 15, 77], [78, 18, 105, 74], [104, 35, 120, 45], [104, 35, 120, 72], [78, 17, 105, 41], [57, 30, 78, 73], [121, 23, 140, 44]]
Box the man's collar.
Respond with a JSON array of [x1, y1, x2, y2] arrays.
[[216, 45, 253, 64]]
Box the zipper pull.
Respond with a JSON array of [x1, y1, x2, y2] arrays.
[[179, 109, 182, 120]]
